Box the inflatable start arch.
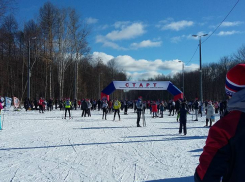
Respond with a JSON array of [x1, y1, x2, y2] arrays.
[[101, 81, 183, 101]]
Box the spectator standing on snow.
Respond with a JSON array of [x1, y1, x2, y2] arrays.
[[113, 98, 121, 121], [152, 101, 158, 118], [108, 100, 112, 113], [136, 96, 143, 127], [205, 101, 215, 127], [24, 98, 30, 111], [97, 99, 101, 111], [124, 99, 128, 115], [87, 99, 92, 117], [169, 100, 175, 116], [55, 99, 58, 109], [159, 102, 164, 118], [73, 99, 77, 110], [194, 63, 245, 182], [38, 97, 44, 113], [198, 101, 203, 117], [178, 103, 189, 135], [81, 99, 88, 117]]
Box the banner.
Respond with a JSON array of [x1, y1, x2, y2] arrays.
[[101, 81, 183, 101], [113, 81, 169, 90], [5, 97, 12, 110], [13, 97, 20, 108]]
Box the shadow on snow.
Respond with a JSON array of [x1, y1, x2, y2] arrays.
[[145, 176, 194, 182], [0, 136, 207, 151]]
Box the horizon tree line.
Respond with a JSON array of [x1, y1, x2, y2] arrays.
[[0, 1, 244, 103]]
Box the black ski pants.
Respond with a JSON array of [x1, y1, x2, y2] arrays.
[[113, 109, 120, 120], [137, 110, 142, 126], [179, 120, 187, 135], [102, 108, 107, 119], [65, 108, 71, 118]]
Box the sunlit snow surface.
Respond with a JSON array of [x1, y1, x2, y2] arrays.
[[0, 108, 217, 182]]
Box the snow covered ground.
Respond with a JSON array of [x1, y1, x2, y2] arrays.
[[0, 107, 218, 182]]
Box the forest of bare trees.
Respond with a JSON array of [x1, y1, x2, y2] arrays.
[[0, 1, 244, 102]]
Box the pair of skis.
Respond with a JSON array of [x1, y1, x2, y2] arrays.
[[62, 116, 73, 119]]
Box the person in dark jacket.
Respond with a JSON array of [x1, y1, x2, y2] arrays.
[[178, 103, 189, 135], [194, 63, 245, 182], [81, 99, 88, 117], [24, 98, 30, 111], [136, 96, 143, 127]]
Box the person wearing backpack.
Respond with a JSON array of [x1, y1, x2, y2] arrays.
[[113, 98, 121, 121], [64, 98, 72, 119]]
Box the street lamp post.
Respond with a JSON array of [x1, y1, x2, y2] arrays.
[[27, 37, 36, 100], [192, 34, 208, 105], [178, 61, 184, 96]]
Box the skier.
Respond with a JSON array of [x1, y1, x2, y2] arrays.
[[64, 98, 72, 119], [194, 63, 245, 182], [102, 100, 108, 120], [136, 96, 144, 127], [113, 98, 121, 121]]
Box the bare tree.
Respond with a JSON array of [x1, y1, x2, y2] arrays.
[[39, 1, 58, 99]]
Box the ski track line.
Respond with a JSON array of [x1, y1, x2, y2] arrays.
[[9, 168, 19, 182]]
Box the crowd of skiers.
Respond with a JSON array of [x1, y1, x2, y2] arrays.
[[19, 95, 230, 132], [20, 95, 229, 125]]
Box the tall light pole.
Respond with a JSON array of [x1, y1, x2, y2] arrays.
[[27, 37, 36, 100], [178, 61, 184, 96], [192, 34, 208, 105]]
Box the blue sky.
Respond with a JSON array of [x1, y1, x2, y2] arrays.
[[15, 0, 245, 80]]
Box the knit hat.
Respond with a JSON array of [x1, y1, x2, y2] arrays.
[[225, 64, 245, 96]]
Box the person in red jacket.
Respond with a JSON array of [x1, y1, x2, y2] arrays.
[[38, 97, 44, 113], [151, 101, 158, 118], [194, 64, 245, 182]]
